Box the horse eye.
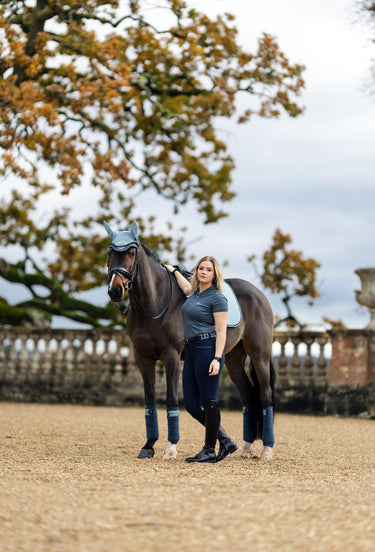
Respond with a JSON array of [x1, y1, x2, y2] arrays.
[[128, 251, 135, 258]]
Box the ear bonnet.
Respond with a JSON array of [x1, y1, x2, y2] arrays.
[[104, 221, 139, 252]]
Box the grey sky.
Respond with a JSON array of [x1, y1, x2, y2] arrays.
[[133, 0, 375, 328], [1, 0, 375, 329]]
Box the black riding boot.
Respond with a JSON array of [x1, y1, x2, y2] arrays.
[[216, 426, 238, 462], [191, 408, 237, 462], [185, 401, 220, 463]]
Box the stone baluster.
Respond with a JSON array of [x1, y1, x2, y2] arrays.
[[54, 333, 64, 374], [302, 336, 314, 385], [112, 334, 125, 382], [17, 332, 29, 380], [0, 332, 12, 375], [33, 337, 43, 375], [100, 333, 113, 381], [63, 331, 76, 373], [74, 338, 86, 382], [29, 337, 39, 374], [90, 336, 101, 378], [40, 334, 53, 376], [81, 337, 93, 384], [316, 335, 329, 385], [5, 332, 17, 379], [290, 336, 302, 385], [0, 334, 6, 376], [275, 335, 289, 387], [47, 336, 58, 382]]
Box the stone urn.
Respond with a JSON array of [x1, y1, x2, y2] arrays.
[[355, 268, 375, 329]]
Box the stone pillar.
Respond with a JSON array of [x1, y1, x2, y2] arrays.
[[355, 268, 375, 330], [328, 329, 375, 386]]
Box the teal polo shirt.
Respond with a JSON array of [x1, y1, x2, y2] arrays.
[[181, 286, 228, 340]]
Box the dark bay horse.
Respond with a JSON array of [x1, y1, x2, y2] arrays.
[[105, 221, 275, 460]]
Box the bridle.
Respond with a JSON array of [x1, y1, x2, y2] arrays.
[[108, 246, 139, 292], [108, 245, 174, 320]]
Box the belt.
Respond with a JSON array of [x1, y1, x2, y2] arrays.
[[184, 332, 216, 345]]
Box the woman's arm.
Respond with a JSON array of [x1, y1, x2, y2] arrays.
[[166, 265, 192, 296], [209, 311, 228, 376]]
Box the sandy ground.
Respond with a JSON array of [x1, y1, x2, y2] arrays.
[[0, 403, 374, 552]]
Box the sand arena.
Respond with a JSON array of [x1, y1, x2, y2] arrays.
[[1, 403, 374, 552]]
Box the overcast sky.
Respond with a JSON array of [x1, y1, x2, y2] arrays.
[[2, 0, 375, 329], [136, 0, 375, 330]]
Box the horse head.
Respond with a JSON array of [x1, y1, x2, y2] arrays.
[[105, 220, 139, 303]]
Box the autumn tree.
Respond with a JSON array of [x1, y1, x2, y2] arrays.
[[248, 228, 321, 329], [358, 1, 375, 23], [0, 0, 305, 327], [357, 1, 375, 85]]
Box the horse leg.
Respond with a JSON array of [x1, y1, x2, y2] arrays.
[[225, 343, 257, 459], [246, 353, 275, 462], [162, 349, 181, 460], [257, 360, 275, 461], [136, 351, 158, 459]]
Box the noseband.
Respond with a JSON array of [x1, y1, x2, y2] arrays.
[[109, 266, 135, 292]]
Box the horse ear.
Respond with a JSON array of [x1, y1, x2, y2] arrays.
[[129, 220, 139, 240], [104, 221, 117, 241]]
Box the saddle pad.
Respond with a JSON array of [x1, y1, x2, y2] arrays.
[[222, 281, 242, 328]]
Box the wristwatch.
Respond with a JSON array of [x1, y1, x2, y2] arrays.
[[214, 356, 222, 362]]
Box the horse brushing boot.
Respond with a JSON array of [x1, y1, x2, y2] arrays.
[[185, 401, 219, 463], [138, 405, 159, 458], [260, 406, 274, 461], [216, 427, 238, 462]]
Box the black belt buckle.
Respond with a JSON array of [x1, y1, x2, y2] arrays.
[[184, 331, 215, 345]]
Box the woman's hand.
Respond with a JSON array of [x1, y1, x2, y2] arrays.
[[166, 264, 192, 296], [208, 358, 220, 376]]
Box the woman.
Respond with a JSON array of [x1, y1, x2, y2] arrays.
[[167, 256, 238, 463]]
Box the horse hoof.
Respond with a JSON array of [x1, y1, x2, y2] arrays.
[[162, 442, 177, 460], [260, 446, 273, 461], [137, 448, 155, 459], [162, 450, 177, 460], [241, 442, 255, 459]]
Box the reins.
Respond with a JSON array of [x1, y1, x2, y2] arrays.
[[128, 266, 174, 320]]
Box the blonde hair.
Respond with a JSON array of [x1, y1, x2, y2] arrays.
[[190, 256, 224, 293]]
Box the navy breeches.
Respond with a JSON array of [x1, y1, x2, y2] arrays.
[[183, 337, 224, 419]]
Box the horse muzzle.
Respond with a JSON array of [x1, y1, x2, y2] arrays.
[[108, 282, 125, 302], [108, 267, 133, 302]]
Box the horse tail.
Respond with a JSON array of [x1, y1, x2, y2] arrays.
[[270, 359, 276, 410], [249, 359, 275, 440]]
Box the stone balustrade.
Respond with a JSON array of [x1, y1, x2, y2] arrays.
[[0, 327, 139, 405], [272, 330, 331, 387], [0, 327, 134, 376], [0, 326, 374, 416]]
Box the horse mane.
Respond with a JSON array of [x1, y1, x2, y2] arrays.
[[140, 242, 193, 280], [140, 242, 163, 266]]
